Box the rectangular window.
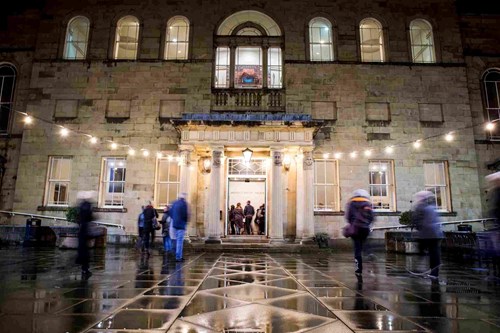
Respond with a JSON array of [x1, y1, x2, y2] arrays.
[[100, 157, 126, 207], [45, 157, 72, 206], [369, 160, 395, 211], [215, 47, 230, 88], [235, 47, 262, 89], [155, 157, 181, 206], [424, 161, 451, 211], [267, 47, 282, 89], [314, 159, 339, 211]]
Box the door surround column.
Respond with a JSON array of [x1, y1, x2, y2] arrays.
[[269, 146, 284, 242], [206, 146, 224, 244]]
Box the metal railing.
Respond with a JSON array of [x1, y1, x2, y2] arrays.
[[372, 218, 496, 231], [0, 210, 125, 230]]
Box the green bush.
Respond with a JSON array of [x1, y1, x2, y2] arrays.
[[399, 210, 413, 226], [65, 207, 79, 223], [313, 232, 329, 242]]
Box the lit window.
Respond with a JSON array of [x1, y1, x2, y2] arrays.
[[45, 157, 72, 206], [268, 47, 282, 88], [410, 19, 435, 63], [165, 16, 189, 60], [235, 47, 263, 89], [309, 17, 333, 61], [100, 157, 126, 207], [482, 69, 500, 139], [114, 16, 139, 60], [360, 18, 385, 62], [314, 159, 339, 211], [424, 161, 451, 211], [0, 65, 16, 132], [369, 160, 395, 211], [215, 47, 230, 88], [155, 157, 181, 206], [63, 16, 90, 60]]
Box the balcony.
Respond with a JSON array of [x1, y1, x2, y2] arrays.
[[211, 89, 285, 112]]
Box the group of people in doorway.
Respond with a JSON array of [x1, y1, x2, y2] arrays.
[[228, 201, 266, 235], [137, 193, 189, 262]]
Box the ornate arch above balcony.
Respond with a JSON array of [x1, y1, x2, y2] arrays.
[[217, 10, 281, 36]]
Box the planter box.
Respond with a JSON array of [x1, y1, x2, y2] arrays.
[[58, 234, 95, 249]]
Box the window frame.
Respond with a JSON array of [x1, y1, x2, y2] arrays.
[[368, 160, 396, 212], [409, 19, 436, 63], [63, 16, 90, 60], [154, 156, 181, 207], [44, 156, 73, 207], [113, 16, 140, 60], [164, 16, 190, 60], [0, 64, 16, 133], [481, 68, 500, 140], [308, 17, 334, 62], [359, 18, 385, 63], [313, 159, 340, 212], [423, 160, 452, 212], [99, 157, 127, 208]]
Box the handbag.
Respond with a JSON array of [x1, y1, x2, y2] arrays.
[[342, 223, 356, 238], [152, 217, 161, 230]]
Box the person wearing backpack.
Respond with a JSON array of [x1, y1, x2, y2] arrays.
[[160, 205, 172, 254], [345, 189, 375, 278]]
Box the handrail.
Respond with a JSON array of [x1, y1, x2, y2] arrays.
[[0, 210, 125, 230], [372, 218, 496, 231]]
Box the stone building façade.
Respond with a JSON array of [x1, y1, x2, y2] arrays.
[[0, 0, 498, 242]]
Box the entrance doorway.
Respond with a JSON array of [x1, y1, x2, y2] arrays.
[[226, 158, 267, 236]]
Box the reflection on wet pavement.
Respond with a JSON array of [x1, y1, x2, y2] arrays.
[[0, 248, 499, 332]]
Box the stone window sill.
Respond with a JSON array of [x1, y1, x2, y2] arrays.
[[314, 211, 344, 216], [37, 206, 69, 212], [94, 207, 128, 213]]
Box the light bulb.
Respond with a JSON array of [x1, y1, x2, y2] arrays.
[[445, 132, 454, 142], [364, 150, 372, 157], [350, 151, 357, 159], [60, 128, 69, 137], [413, 140, 421, 149], [485, 122, 495, 131], [322, 153, 329, 159], [143, 150, 150, 157], [24, 116, 33, 124], [167, 155, 173, 161], [110, 142, 118, 150], [128, 148, 135, 156], [156, 152, 163, 158], [334, 152, 342, 159], [385, 146, 394, 154], [89, 137, 98, 144]]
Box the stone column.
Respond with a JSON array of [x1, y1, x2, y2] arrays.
[[295, 153, 305, 242], [206, 146, 223, 244], [269, 147, 284, 242], [302, 148, 315, 242]]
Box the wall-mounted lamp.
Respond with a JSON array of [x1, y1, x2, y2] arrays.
[[242, 148, 253, 163], [202, 157, 212, 173], [283, 155, 291, 171]]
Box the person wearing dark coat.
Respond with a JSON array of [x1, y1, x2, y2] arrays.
[[243, 201, 255, 235], [171, 193, 189, 261], [411, 191, 444, 279], [160, 205, 172, 253], [345, 189, 375, 278], [142, 200, 159, 255], [228, 205, 236, 235], [234, 203, 245, 235], [76, 191, 95, 278]]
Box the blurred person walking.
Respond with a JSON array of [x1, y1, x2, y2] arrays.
[[171, 193, 189, 262], [136, 206, 145, 250], [411, 191, 444, 280], [76, 191, 95, 278], [344, 189, 375, 278]]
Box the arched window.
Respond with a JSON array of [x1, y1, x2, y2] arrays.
[[309, 18, 333, 61], [165, 16, 189, 60], [63, 16, 90, 60], [359, 18, 385, 62], [0, 65, 16, 132], [214, 10, 283, 89], [482, 69, 500, 138], [114, 16, 140, 60], [410, 19, 435, 63]]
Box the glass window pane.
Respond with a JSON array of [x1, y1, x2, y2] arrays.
[[424, 163, 435, 185], [168, 162, 180, 182], [325, 186, 335, 210], [315, 185, 326, 210], [158, 183, 168, 205], [168, 184, 178, 204], [235, 47, 262, 88], [215, 47, 230, 88], [485, 81, 499, 109], [315, 161, 325, 183], [325, 161, 335, 184]]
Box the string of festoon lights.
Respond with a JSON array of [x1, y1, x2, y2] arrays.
[[12, 108, 183, 162], [6, 105, 500, 160]]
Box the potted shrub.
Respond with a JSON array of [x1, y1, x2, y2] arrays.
[[399, 210, 419, 254], [58, 207, 81, 249], [313, 232, 330, 248]]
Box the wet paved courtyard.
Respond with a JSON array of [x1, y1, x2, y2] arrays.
[[0, 247, 499, 332]]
